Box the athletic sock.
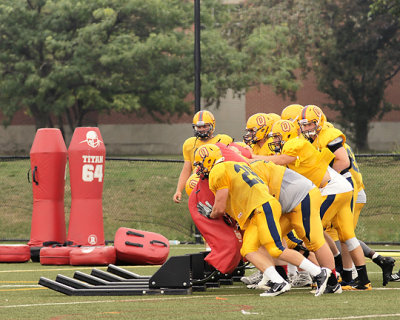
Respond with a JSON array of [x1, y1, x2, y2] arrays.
[[342, 269, 353, 283], [334, 253, 343, 273], [327, 272, 338, 286], [275, 266, 288, 281], [299, 258, 321, 277], [264, 266, 285, 283], [355, 265, 369, 284]]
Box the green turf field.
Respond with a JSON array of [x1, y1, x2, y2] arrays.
[[1, 245, 400, 320], [0, 155, 399, 243]]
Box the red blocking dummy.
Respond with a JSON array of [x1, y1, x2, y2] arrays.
[[187, 144, 248, 274], [28, 128, 67, 247], [67, 127, 106, 246]]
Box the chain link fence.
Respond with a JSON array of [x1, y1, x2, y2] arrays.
[[0, 154, 399, 244]]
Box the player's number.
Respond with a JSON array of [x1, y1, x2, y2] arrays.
[[234, 164, 264, 187], [82, 164, 103, 182], [346, 146, 360, 173]]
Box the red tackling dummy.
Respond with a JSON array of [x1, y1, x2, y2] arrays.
[[188, 143, 249, 274]]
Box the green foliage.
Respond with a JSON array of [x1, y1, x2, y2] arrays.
[[308, 0, 400, 150], [226, 0, 400, 151], [0, 0, 243, 130]]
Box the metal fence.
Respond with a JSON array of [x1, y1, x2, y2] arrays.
[[0, 154, 399, 244]]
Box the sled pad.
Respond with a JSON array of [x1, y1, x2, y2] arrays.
[[0, 245, 31, 263], [114, 227, 169, 265]]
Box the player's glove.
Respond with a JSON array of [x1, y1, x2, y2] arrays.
[[197, 201, 213, 219]]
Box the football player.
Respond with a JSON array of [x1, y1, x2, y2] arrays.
[[250, 159, 341, 293], [243, 113, 276, 156], [194, 144, 331, 297], [173, 110, 233, 203], [253, 119, 372, 291], [323, 122, 396, 286]]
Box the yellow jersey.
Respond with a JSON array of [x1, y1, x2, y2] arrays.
[[282, 137, 335, 187], [251, 137, 275, 156], [312, 126, 346, 151], [183, 134, 233, 170], [344, 143, 364, 190], [209, 161, 274, 229], [250, 160, 285, 200]]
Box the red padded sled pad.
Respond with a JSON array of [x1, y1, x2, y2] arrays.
[[0, 245, 31, 263], [187, 143, 247, 274], [69, 246, 116, 266], [189, 178, 243, 274], [114, 227, 170, 265], [40, 246, 74, 265]]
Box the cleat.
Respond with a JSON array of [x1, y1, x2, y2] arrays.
[[380, 257, 395, 286], [290, 271, 313, 287], [349, 282, 372, 291], [240, 270, 263, 285], [324, 282, 342, 294], [260, 281, 291, 297], [341, 279, 357, 290], [314, 268, 331, 297], [389, 270, 400, 282], [247, 280, 272, 290]]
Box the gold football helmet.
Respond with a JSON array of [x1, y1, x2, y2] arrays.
[[298, 105, 326, 140], [243, 113, 274, 145], [193, 144, 223, 177], [185, 173, 200, 197], [268, 120, 298, 153], [192, 110, 215, 139], [281, 104, 304, 122], [267, 113, 281, 123]]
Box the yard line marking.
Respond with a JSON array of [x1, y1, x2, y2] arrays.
[[0, 287, 46, 292], [0, 293, 255, 308], [304, 313, 400, 320], [0, 285, 41, 288]]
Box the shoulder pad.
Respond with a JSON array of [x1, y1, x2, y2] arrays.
[[328, 137, 343, 146]]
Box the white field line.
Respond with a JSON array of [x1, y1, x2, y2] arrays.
[[304, 314, 400, 320], [0, 293, 252, 308]]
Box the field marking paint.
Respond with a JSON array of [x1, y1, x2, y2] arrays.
[[0, 293, 254, 309], [304, 313, 400, 320]]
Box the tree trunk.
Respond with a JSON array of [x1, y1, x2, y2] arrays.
[[353, 118, 369, 151]]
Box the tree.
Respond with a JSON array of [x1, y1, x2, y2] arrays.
[[0, 0, 246, 132], [298, 0, 398, 150], [225, 1, 400, 150]]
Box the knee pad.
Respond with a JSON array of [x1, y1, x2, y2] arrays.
[[345, 237, 360, 251]]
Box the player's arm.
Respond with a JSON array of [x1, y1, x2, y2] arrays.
[[210, 188, 229, 219], [251, 154, 296, 166], [173, 160, 192, 203], [327, 138, 350, 173]]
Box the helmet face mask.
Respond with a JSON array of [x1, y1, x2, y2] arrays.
[[268, 133, 284, 153], [299, 119, 319, 140], [299, 105, 325, 141], [268, 120, 298, 153], [193, 123, 213, 139], [192, 111, 215, 140]]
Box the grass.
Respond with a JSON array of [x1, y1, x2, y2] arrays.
[[0, 244, 400, 320], [1, 155, 399, 244]]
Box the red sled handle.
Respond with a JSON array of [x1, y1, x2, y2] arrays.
[[126, 231, 144, 237], [150, 240, 168, 247], [125, 241, 144, 247], [124, 240, 168, 248]]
